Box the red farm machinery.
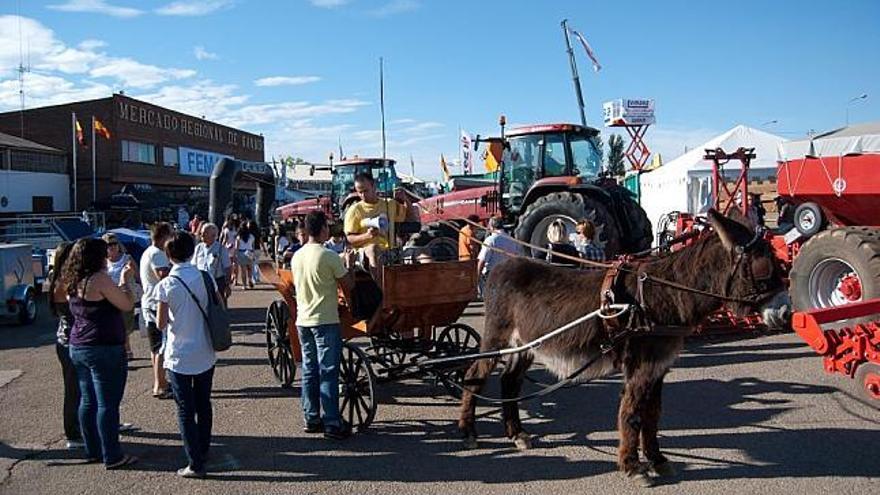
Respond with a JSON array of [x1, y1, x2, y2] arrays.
[[416, 118, 652, 258]]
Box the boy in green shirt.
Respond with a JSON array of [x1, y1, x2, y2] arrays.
[[292, 211, 354, 439]]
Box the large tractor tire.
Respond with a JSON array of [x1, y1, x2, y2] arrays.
[[790, 227, 880, 323], [616, 192, 652, 253], [514, 192, 620, 258], [403, 222, 459, 262]]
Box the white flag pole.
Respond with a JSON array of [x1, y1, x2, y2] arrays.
[[71, 112, 77, 211]]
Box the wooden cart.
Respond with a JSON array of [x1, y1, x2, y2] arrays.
[[261, 258, 480, 431]]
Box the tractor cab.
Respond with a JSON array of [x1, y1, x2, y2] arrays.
[[331, 158, 399, 214], [501, 123, 603, 213]]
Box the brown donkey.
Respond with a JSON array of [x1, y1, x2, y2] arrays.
[[457, 210, 785, 486]]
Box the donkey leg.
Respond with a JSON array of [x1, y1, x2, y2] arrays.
[[500, 353, 534, 450], [617, 372, 654, 487], [641, 377, 675, 477], [458, 357, 498, 449]]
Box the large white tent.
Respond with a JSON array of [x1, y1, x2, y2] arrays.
[[639, 125, 786, 240]]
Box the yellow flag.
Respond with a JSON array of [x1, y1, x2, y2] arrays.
[[440, 154, 450, 182], [483, 141, 502, 172]]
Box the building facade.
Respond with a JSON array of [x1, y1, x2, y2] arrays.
[[0, 94, 265, 211], [0, 132, 69, 214]]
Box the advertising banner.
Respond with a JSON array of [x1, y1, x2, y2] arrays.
[[603, 99, 656, 127], [179, 147, 233, 177]]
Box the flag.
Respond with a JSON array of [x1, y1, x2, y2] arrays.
[[440, 154, 450, 182], [460, 130, 473, 174], [410, 154, 415, 176], [75, 119, 85, 146], [570, 28, 602, 72], [94, 118, 111, 139], [483, 141, 502, 173], [338, 137, 345, 161]]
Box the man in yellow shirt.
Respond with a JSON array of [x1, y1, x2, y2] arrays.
[[292, 210, 354, 440], [343, 173, 410, 278]]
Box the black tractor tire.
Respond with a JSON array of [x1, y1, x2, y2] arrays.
[[793, 202, 825, 238], [404, 222, 459, 262], [514, 192, 620, 258], [616, 192, 652, 253], [791, 227, 880, 324]]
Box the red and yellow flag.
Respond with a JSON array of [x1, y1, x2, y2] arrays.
[[75, 119, 85, 146], [94, 118, 111, 140]]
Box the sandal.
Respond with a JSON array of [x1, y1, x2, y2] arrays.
[[105, 454, 138, 470], [152, 389, 173, 400]]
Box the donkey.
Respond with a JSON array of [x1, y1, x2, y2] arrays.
[[457, 210, 785, 486]]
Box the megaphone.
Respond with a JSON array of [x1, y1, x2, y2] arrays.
[[361, 214, 389, 232]]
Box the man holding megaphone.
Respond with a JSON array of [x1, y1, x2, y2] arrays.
[[343, 173, 411, 279]]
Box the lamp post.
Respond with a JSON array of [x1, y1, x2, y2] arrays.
[[846, 93, 868, 126]]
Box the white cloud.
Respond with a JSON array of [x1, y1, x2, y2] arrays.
[[89, 58, 195, 88], [370, 0, 419, 17], [255, 76, 322, 87], [47, 0, 143, 18], [308, 0, 351, 8], [193, 46, 219, 61], [155, 0, 234, 16], [0, 72, 111, 110]]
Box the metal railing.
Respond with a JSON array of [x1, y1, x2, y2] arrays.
[[0, 212, 105, 250]]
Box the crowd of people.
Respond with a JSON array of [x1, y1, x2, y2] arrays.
[[47, 177, 614, 478]]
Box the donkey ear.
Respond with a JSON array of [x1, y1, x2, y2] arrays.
[[726, 207, 757, 231], [706, 209, 738, 252]]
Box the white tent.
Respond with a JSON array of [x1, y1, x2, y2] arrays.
[[639, 125, 786, 240]]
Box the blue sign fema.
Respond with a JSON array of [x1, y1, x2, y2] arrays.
[[179, 147, 233, 177]]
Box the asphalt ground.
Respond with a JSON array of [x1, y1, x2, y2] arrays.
[[0, 283, 877, 494]]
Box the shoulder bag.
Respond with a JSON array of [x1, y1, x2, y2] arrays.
[[171, 271, 232, 351]]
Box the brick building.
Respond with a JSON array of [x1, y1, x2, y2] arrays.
[[0, 94, 265, 211]]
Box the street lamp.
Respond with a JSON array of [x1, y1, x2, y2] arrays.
[[846, 93, 868, 126]]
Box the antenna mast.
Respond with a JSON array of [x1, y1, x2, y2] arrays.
[[379, 57, 387, 161], [561, 19, 587, 127], [17, 4, 31, 138]]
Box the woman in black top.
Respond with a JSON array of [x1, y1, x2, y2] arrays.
[[49, 242, 81, 449]]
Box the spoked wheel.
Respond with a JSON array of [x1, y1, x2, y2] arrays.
[[852, 362, 880, 410], [265, 300, 295, 388], [369, 330, 407, 368], [435, 323, 481, 398], [339, 343, 377, 431]]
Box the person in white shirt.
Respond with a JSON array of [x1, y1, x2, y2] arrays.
[[220, 217, 239, 286], [139, 222, 173, 399], [476, 217, 522, 298], [156, 231, 219, 479], [102, 233, 139, 360], [233, 225, 256, 290], [193, 223, 232, 305]]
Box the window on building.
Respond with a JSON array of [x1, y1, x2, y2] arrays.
[[163, 147, 179, 168], [8, 150, 67, 174], [121, 140, 156, 165]]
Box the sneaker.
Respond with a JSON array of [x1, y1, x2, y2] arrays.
[[66, 440, 85, 450], [323, 421, 352, 440], [177, 466, 206, 478], [303, 421, 323, 434]]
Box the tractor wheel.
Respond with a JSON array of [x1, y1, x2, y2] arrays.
[[790, 227, 880, 323], [514, 192, 620, 258], [616, 192, 653, 253], [404, 222, 459, 262]]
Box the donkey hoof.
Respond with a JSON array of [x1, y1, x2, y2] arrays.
[[651, 461, 676, 478], [513, 433, 532, 451], [462, 436, 479, 450], [626, 471, 655, 488]]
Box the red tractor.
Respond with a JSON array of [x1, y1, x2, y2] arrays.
[[416, 121, 652, 257], [276, 158, 400, 222]]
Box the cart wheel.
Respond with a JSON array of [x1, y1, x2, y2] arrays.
[[852, 362, 880, 410], [370, 330, 407, 367], [436, 323, 481, 398], [339, 342, 377, 431], [18, 290, 36, 325], [265, 300, 295, 388]]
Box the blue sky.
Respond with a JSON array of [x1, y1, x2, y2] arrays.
[[1, 0, 878, 180]]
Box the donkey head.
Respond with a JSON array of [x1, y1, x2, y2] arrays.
[[706, 209, 786, 319]]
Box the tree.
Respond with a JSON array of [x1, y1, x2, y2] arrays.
[[606, 134, 626, 177]]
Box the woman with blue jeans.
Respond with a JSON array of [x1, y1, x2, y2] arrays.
[[156, 231, 219, 478], [62, 238, 137, 469]]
